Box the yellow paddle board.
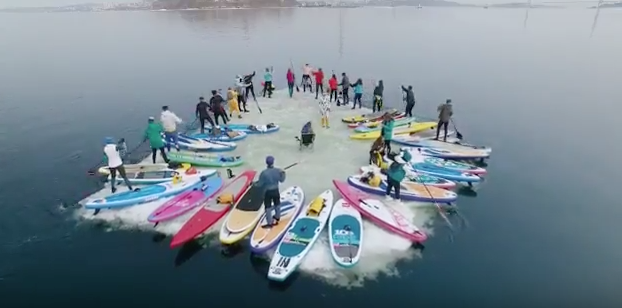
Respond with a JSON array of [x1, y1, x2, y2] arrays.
[[349, 122, 437, 140], [341, 109, 398, 123], [219, 185, 264, 245]]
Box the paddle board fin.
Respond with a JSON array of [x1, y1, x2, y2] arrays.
[[154, 222, 159, 227], [93, 209, 101, 216]]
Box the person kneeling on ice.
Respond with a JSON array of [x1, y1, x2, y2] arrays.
[[255, 156, 286, 229], [318, 88, 332, 128], [369, 136, 385, 165], [103, 137, 136, 194], [143, 117, 169, 164], [385, 149, 412, 201], [360, 171, 382, 188]]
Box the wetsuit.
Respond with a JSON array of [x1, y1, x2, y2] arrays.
[[210, 95, 227, 125], [339, 75, 350, 106], [196, 100, 214, 134], [243, 72, 256, 101], [373, 81, 384, 112], [401, 86, 416, 118]]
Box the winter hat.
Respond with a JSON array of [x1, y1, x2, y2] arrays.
[[265, 156, 275, 166]]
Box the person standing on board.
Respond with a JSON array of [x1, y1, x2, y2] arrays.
[[373, 80, 385, 112], [256, 156, 286, 229], [160, 106, 182, 152], [351, 79, 364, 109], [401, 85, 416, 118], [385, 149, 412, 201], [243, 71, 257, 102], [339, 72, 350, 106], [302, 64, 313, 93], [313, 68, 325, 99], [103, 137, 135, 194], [436, 99, 453, 141], [328, 74, 339, 103], [143, 117, 169, 164], [196, 97, 214, 134], [286, 68, 295, 98]]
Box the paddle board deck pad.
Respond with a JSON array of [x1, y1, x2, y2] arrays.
[[167, 151, 243, 167], [191, 130, 247, 142], [359, 165, 456, 189], [349, 122, 437, 140], [353, 117, 416, 133], [97, 163, 172, 176], [219, 183, 265, 245], [249, 186, 305, 253], [341, 109, 399, 124], [329, 199, 363, 267], [268, 190, 334, 282], [147, 175, 224, 223], [84, 174, 206, 210], [347, 175, 457, 202], [403, 149, 487, 175], [172, 134, 236, 152], [333, 180, 427, 243], [222, 123, 280, 134], [170, 170, 256, 248], [346, 112, 405, 128]]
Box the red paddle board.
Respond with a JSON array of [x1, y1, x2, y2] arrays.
[[170, 170, 256, 248]]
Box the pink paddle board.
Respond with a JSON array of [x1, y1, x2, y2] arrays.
[[148, 176, 224, 223], [333, 180, 427, 243]]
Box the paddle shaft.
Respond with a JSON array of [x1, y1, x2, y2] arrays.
[[450, 118, 463, 140], [411, 171, 454, 230]]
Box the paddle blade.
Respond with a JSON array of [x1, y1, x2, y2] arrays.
[[456, 131, 464, 140]]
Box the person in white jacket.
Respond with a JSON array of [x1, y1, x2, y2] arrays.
[[160, 105, 182, 152], [318, 89, 331, 128]]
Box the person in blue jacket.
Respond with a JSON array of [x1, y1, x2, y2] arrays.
[[380, 113, 395, 154], [255, 155, 286, 228], [385, 149, 412, 200], [263, 66, 274, 98], [350, 79, 364, 109]]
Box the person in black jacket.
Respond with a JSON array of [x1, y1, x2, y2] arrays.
[[401, 85, 416, 117], [373, 80, 384, 112], [243, 71, 257, 102], [209, 90, 227, 125], [195, 97, 214, 134]]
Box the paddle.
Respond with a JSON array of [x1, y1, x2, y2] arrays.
[[450, 118, 464, 140], [87, 139, 145, 176], [408, 169, 456, 238], [290, 59, 300, 93]]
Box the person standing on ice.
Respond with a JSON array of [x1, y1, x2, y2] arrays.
[[328, 74, 339, 102], [235, 76, 249, 113], [103, 137, 135, 194], [256, 156, 286, 229], [242, 71, 257, 102], [401, 85, 416, 118], [373, 80, 385, 112], [339, 72, 350, 106], [436, 99, 453, 141], [143, 117, 169, 164], [385, 149, 412, 201], [351, 79, 364, 109], [263, 66, 274, 98], [301, 64, 313, 93], [286, 68, 295, 98], [380, 112, 395, 153], [160, 105, 182, 152], [196, 97, 214, 134], [318, 88, 332, 128], [313, 68, 325, 99]]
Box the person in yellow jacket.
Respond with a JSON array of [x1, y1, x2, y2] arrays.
[[227, 87, 242, 119]]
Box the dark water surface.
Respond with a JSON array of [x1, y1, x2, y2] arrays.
[[1, 7, 621, 307]]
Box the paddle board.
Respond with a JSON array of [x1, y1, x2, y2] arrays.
[[404, 149, 487, 175], [359, 165, 456, 189], [333, 180, 427, 243], [347, 174, 457, 202], [249, 186, 305, 253], [147, 175, 224, 223], [341, 109, 399, 124], [349, 122, 437, 140], [353, 117, 416, 133], [97, 163, 176, 176], [346, 112, 405, 128], [268, 190, 334, 282], [223, 123, 280, 134], [110, 167, 215, 185], [219, 184, 265, 245], [84, 173, 207, 210], [170, 170, 256, 248], [192, 130, 247, 142], [328, 199, 363, 268], [167, 151, 243, 167], [174, 134, 236, 152]]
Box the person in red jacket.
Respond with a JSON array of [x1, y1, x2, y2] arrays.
[[328, 74, 338, 103], [313, 68, 324, 99]]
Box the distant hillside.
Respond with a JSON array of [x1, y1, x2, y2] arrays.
[[150, 0, 298, 9], [591, 2, 622, 8], [489, 2, 561, 8]]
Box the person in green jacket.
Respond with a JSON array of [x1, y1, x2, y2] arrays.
[[143, 117, 169, 164], [380, 113, 395, 153], [385, 149, 412, 200]]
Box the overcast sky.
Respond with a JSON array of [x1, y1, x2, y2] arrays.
[[0, 0, 596, 9]]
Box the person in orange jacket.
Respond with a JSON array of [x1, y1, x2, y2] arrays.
[[328, 74, 338, 102], [313, 68, 324, 99]]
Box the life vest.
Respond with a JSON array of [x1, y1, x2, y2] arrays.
[[369, 175, 381, 187], [217, 193, 234, 204], [185, 167, 198, 175], [307, 197, 325, 216], [172, 174, 182, 184]]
